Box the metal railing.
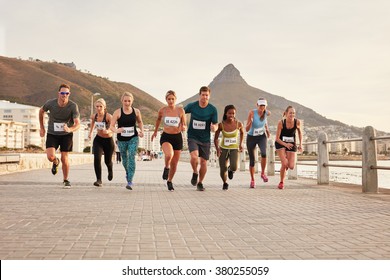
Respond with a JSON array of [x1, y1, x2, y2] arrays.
[[209, 126, 390, 193]]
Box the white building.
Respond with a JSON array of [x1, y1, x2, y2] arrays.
[[138, 127, 162, 152], [0, 100, 44, 148], [72, 123, 87, 153]]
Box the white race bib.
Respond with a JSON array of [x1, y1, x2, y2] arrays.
[[164, 117, 180, 127], [224, 137, 237, 146], [192, 120, 206, 130], [253, 127, 264, 136], [54, 122, 65, 132], [282, 136, 294, 143], [121, 126, 135, 137], [95, 122, 105, 130]]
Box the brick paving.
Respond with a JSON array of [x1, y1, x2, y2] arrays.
[[0, 158, 389, 260]]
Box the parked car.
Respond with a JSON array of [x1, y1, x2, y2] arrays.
[[141, 155, 150, 161]]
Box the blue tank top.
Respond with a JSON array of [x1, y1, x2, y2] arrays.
[[248, 109, 267, 136]]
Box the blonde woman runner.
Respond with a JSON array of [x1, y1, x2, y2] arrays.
[[110, 92, 144, 190], [88, 98, 114, 187]]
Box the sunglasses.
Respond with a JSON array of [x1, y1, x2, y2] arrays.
[[60, 91, 70, 95]]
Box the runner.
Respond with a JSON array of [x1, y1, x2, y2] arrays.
[[39, 83, 80, 189], [214, 105, 244, 190], [88, 98, 114, 187], [184, 86, 218, 191], [151, 90, 186, 191], [110, 92, 144, 190]]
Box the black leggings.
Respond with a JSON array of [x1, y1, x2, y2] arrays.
[[93, 135, 115, 180], [246, 134, 267, 167]]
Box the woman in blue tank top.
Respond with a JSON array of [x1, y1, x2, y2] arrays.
[[110, 92, 144, 190], [245, 98, 271, 188]]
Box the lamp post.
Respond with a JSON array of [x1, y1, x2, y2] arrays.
[[90, 92, 101, 153]]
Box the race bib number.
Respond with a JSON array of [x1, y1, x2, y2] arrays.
[[224, 137, 237, 146], [54, 122, 65, 132], [164, 117, 180, 127], [282, 136, 294, 143], [95, 122, 105, 130], [121, 126, 135, 137], [192, 120, 206, 130], [253, 127, 265, 136]]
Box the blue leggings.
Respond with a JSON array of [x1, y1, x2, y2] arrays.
[[118, 137, 139, 183]]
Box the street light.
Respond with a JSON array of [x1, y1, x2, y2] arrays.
[[90, 92, 101, 153]]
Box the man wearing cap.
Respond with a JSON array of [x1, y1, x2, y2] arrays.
[[39, 83, 80, 189], [245, 97, 271, 188], [184, 86, 218, 191]]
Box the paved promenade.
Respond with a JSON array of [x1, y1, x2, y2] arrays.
[[0, 158, 389, 260]]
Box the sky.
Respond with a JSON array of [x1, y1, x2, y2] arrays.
[[1, 0, 390, 132]]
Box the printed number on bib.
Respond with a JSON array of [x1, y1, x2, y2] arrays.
[[253, 127, 265, 136], [95, 122, 105, 130], [282, 136, 294, 143], [224, 137, 237, 146], [54, 122, 65, 132], [193, 120, 206, 130], [164, 117, 180, 127], [121, 127, 135, 137]]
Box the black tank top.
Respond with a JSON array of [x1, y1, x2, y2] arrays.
[[279, 119, 297, 144], [94, 112, 110, 129], [117, 107, 138, 141]]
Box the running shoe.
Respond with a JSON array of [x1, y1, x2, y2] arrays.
[[228, 167, 234, 180], [196, 182, 205, 191], [94, 180, 102, 187], [162, 167, 169, 180], [167, 181, 174, 191], [126, 182, 133, 190], [250, 180, 255, 188], [278, 182, 284, 189], [191, 173, 198, 186], [222, 182, 229, 190], [51, 157, 59, 175], [261, 173, 268, 182], [108, 169, 113, 181], [63, 180, 71, 189]]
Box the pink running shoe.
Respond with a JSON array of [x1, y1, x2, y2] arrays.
[[261, 174, 268, 182], [250, 180, 255, 188], [278, 182, 284, 189]]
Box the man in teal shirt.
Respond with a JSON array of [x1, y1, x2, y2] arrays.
[[184, 86, 218, 191]]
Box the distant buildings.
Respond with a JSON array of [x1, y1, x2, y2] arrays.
[[0, 100, 44, 148]]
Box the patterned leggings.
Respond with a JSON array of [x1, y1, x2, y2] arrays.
[[117, 137, 139, 183]]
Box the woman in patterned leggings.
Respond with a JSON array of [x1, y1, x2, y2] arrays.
[[110, 92, 144, 190]]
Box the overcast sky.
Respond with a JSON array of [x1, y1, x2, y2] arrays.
[[1, 0, 389, 132]]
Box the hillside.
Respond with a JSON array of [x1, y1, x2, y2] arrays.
[[180, 64, 366, 140], [1, 57, 385, 141], [0, 56, 164, 124]]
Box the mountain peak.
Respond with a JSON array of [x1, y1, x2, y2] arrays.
[[209, 64, 248, 87]]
